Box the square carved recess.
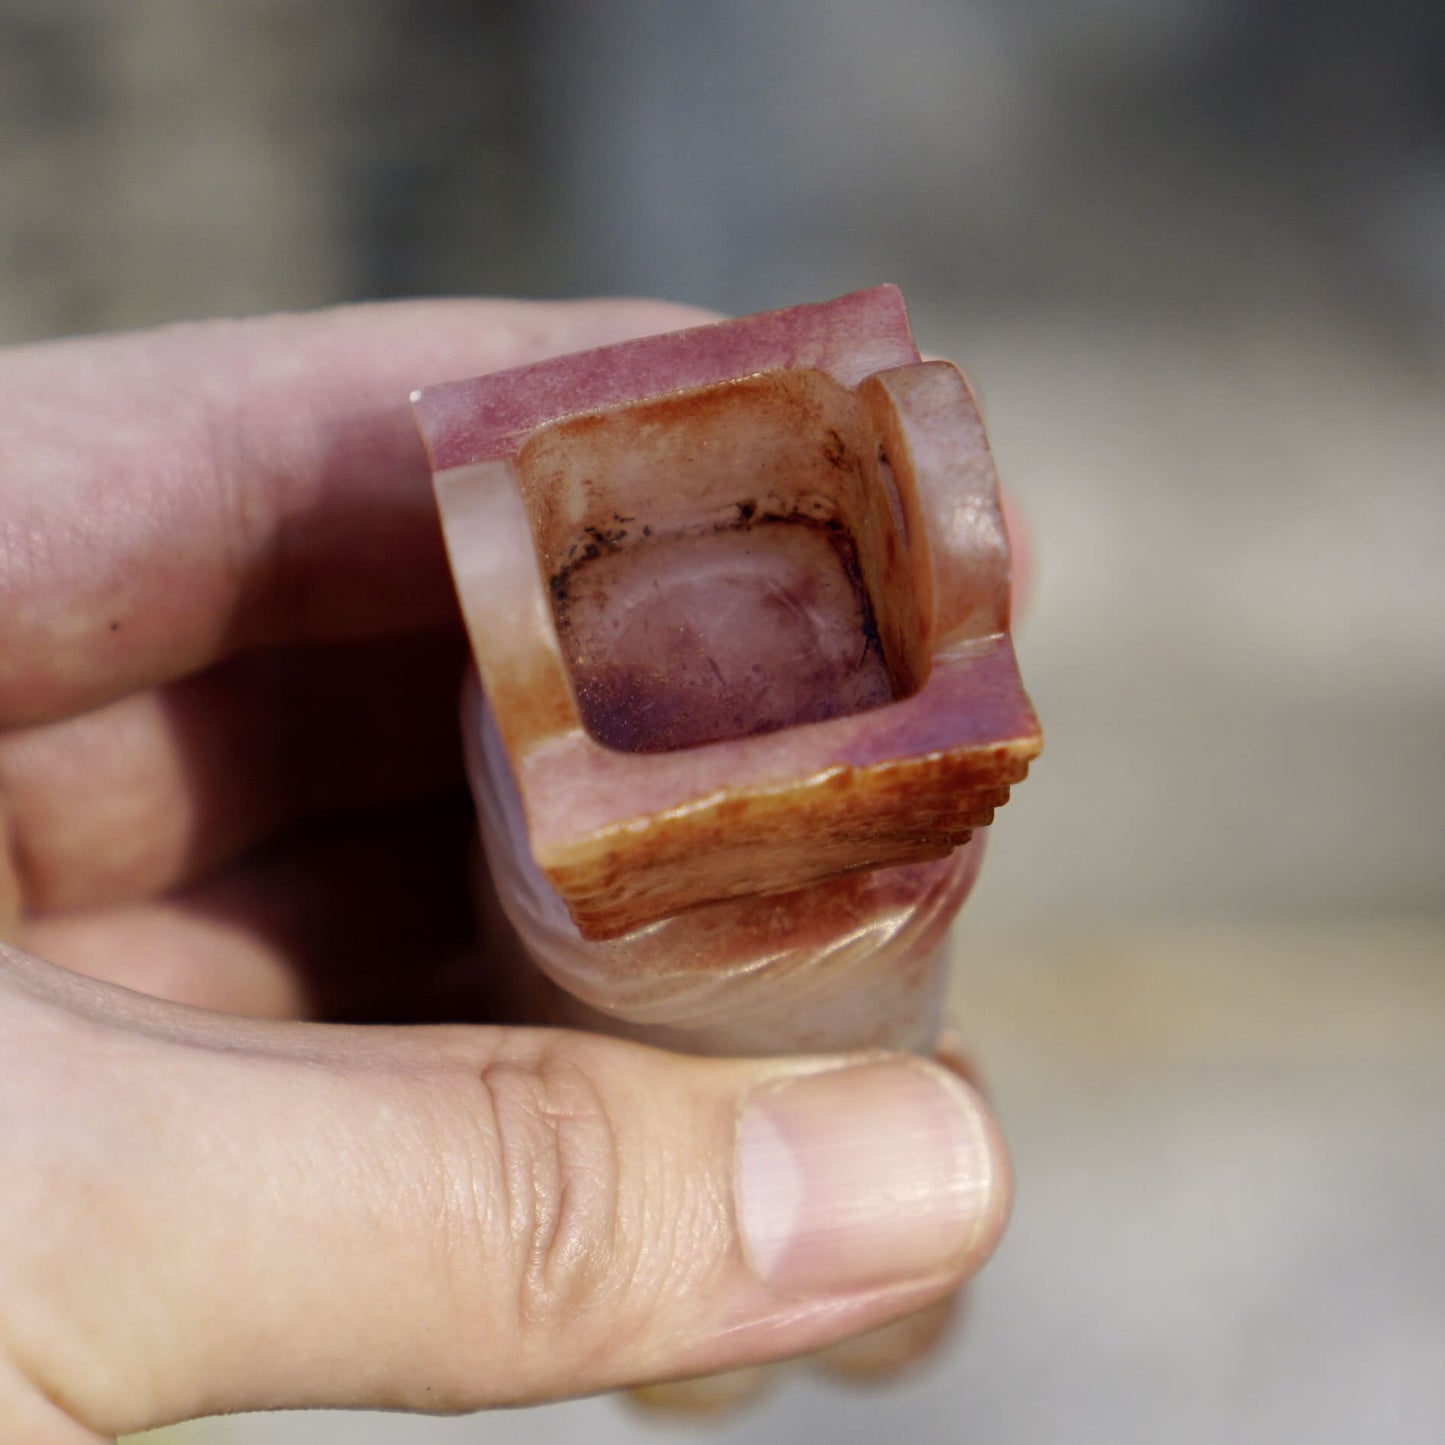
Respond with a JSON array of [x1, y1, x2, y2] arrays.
[[414, 287, 1041, 939]]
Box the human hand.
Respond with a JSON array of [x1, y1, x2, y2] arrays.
[[0, 302, 1010, 1439]]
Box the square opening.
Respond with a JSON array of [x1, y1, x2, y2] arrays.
[[514, 370, 928, 753]]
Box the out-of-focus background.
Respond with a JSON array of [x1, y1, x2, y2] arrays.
[[3, 2, 1441, 1442]]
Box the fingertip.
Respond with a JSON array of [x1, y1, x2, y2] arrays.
[[734, 1057, 1010, 1298], [1001, 489, 1033, 620]]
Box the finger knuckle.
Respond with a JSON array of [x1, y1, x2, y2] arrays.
[[475, 1046, 628, 1335]]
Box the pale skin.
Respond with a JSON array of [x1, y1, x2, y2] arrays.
[[0, 300, 1012, 1440]]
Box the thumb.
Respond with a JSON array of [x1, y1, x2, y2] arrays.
[[0, 947, 1009, 1438]]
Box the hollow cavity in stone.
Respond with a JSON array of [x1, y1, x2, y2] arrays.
[[553, 516, 894, 753]]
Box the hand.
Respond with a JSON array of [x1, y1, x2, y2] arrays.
[[0, 302, 1010, 1440]]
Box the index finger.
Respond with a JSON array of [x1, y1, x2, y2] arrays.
[[0, 298, 717, 728]]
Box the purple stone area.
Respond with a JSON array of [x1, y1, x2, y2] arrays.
[[553, 519, 895, 753]]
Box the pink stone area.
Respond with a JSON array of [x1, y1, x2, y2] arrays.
[[554, 521, 896, 753], [412, 287, 919, 472]]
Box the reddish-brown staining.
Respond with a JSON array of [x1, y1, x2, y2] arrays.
[[485, 661, 579, 754], [536, 724, 1028, 939], [619, 852, 970, 980], [550, 781, 982, 940]]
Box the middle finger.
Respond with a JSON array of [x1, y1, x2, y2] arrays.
[[1, 627, 467, 918]]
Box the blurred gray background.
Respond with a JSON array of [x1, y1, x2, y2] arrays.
[[2, 2, 1441, 1442]]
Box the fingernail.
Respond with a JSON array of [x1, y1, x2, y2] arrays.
[[735, 1059, 1005, 1295]]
